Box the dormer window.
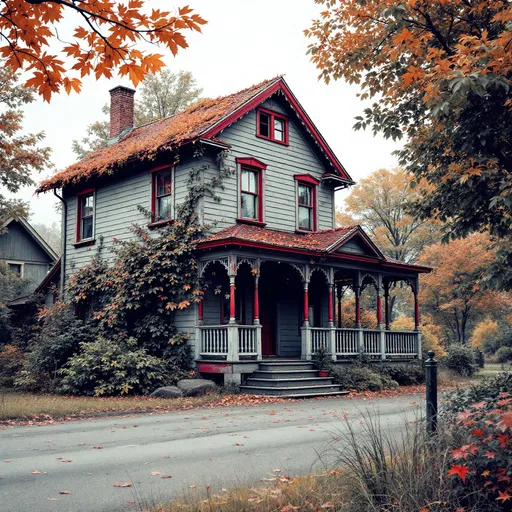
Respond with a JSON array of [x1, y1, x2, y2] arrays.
[[257, 108, 288, 145], [294, 174, 319, 232], [151, 167, 174, 222]]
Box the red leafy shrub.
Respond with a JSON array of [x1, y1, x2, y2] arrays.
[[448, 393, 512, 507]]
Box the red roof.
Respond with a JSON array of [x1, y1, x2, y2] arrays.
[[37, 76, 353, 193], [197, 223, 431, 273]]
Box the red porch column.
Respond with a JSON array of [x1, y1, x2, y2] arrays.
[[376, 292, 383, 328], [336, 283, 343, 328], [328, 284, 334, 325], [253, 275, 260, 324], [303, 282, 309, 324], [229, 276, 236, 324], [414, 292, 420, 331], [355, 286, 361, 328], [384, 285, 390, 330]]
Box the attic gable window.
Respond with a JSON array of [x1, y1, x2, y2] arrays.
[[256, 108, 288, 145], [151, 167, 174, 223], [236, 157, 267, 226], [76, 189, 95, 243]]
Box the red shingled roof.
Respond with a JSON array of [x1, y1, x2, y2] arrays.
[[198, 224, 359, 253], [37, 76, 353, 193]]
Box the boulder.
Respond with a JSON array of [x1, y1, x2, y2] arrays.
[[150, 386, 183, 399], [177, 379, 216, 397]]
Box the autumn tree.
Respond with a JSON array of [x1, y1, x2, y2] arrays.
[[418, 233, 512, 344], [72, 70, 202, 158], [0, 66, 51, 228], [0, 1, 206, 100], [306, 0, 512, 289]]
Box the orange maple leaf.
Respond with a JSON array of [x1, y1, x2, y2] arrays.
[[447, 465, 470, 483]]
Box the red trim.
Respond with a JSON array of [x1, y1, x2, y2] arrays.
[[294, 174, 320, 186], [236, 218, 266, 227], [377, 294, 383, 325], [235, 157, 267, 170], [35, 259, 61, 294], [256, 107, 289, 145], [229, 283, 236, 320], [149, 164, 174, 174], [355, 292, 361, 327], [76, 189, 95, 243], [148, 219, 174, 230], [414, 293, 420, 328], [328, 227, 385, 259], [196, 362, 233, 374], [200, 79, 352, 181], [296, 181, 317, 231], [198, 299, 204, 321], [384, 289, 390, 329]]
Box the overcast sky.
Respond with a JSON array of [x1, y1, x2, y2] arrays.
[[14, 0, 400, 227]]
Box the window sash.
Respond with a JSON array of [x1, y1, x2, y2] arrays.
[[258, 109, 287, 144], [297, 183, 315, 230], [240, 168, 260, 220], [79, 193, 94, 240], [154, 170, 173, 219]]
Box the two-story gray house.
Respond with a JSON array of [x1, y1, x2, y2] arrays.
[[37, 77, 430, 393]]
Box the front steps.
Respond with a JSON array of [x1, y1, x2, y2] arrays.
[[240, 361, 349, 398]]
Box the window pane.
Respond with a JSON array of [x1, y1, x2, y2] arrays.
[[241, 170, 257, 193], [158, 195, 173, 218], [8, 263, 21, 274], [259, 112, 270, 137], [298, 206, 312, 230], [274, 118, 285, 141], [298, 185, 312, 206], [82, 195, 94, 217], [241, 192, 257, 219], [82, 216, 93, 239], [157, 172, 172, 197]]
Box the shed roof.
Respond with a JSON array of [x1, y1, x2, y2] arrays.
[[37, 76, 353, 193]]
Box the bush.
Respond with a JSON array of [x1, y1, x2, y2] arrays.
[[442, 371, 512, 416], [496, 346, 512, 363], [0, 345, 22, 388], [442, 344, 479, 377], [374, 361, 425, 386], [484, 324, 512, 355], [330, 364, 397, 391], [57, 336, 182, 396]]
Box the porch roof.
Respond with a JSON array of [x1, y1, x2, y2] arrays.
[[196, 223, 432, 273]]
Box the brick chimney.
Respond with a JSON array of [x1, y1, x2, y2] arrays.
[[109, 86, 135, 138]]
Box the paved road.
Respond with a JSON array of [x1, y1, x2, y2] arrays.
[[0, 394, 422, 512]]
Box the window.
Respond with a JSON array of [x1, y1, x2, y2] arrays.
[[7, 263, 22, 276], [151, 168, 173, 222], [256, 108, 288, 145], [294, 174, 319, 231], [76, 190, 95, 242], [236, 157, 267, 224]]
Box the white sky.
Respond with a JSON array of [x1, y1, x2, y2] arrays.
[[15, 0, 400, 227]]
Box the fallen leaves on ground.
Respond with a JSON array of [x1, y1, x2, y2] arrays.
[[31, 470, 41, 475], [59, 491, 71, 495], [113, 482, 132, 488]]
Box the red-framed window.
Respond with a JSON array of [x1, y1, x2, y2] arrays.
[[151, 167, 173, 221], [294, 174, 319, 231], [236, 157, 267, 224], [256, 107, 289, 145], [76, 189, 95, 242]]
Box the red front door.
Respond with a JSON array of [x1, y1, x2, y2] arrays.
[[260, 299, 276, 356]]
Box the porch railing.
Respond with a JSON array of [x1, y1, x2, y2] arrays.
[[196, 324, 420, 361]]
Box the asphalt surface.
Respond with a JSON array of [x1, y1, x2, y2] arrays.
[[0, 393, 422, 512]]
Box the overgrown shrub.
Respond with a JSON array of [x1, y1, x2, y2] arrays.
[[330, 364, 397, 391], [0, 345, 22, 388], [58, 337, 182, 396], [496, 346, 512, 363], [374, 361, 425, 386], [484, 324, 512, 355], [442, 372, 512, 416], [442, 344, 479, 377]]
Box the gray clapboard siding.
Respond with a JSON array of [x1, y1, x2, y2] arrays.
[[0, 222, 53, 263]]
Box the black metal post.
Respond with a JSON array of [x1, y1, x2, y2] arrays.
[[425, 350, 438, 436]]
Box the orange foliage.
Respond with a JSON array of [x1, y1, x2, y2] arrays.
[[470, 318, 499, 349], [0, 2, 206, 101], [340, 297, 375, 328], [391, 315, 446, 356]]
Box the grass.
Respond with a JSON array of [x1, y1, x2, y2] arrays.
[[0, 390, 233, 423]]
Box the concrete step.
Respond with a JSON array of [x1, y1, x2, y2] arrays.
[[252, 370, 319, 380], [276, 391, 350, 399], [240, 384, 343, 396], [245, 377, 334, 387], [259, 362, 314, 372]]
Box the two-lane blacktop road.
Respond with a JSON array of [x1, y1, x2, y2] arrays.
[[0, 393, 422, 512]]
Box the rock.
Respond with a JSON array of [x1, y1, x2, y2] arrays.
[[177, 379, 216, 397], [150, 386, 183, 399]]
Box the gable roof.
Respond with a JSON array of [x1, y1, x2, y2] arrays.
[[0, 217, 59, 262], [36, 76, 354, 193], [35, 258, 61, 294], [197, 223, 431, 273]]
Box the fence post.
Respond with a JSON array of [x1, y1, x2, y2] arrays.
[[425, 350, 438, 436]]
